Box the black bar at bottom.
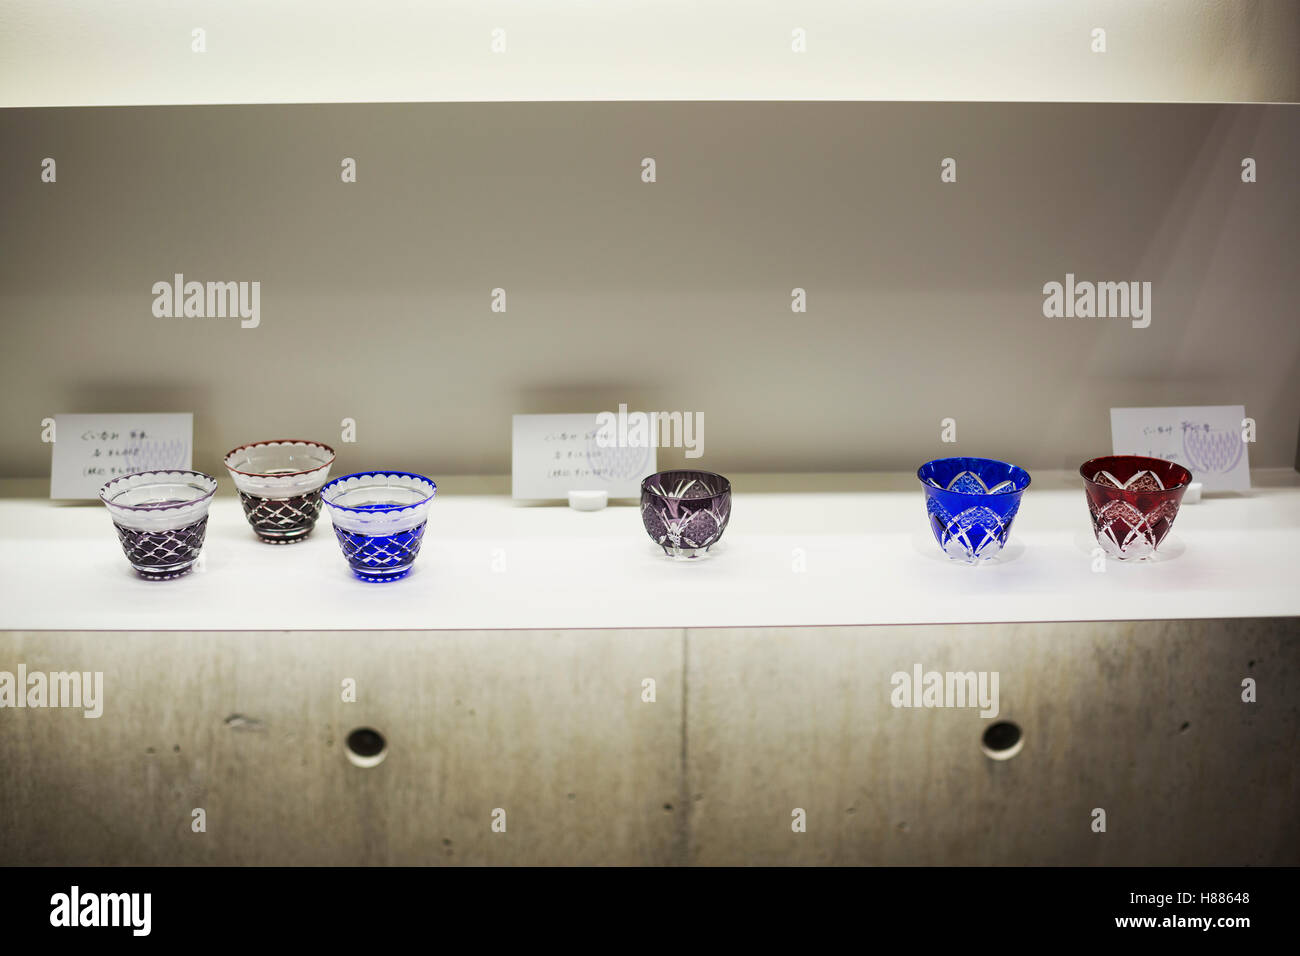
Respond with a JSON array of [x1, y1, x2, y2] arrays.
[[0, 866, 1283, 943]]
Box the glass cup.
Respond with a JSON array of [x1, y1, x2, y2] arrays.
[[917, 457, 1031, 563], [99, 470, 218, 579], [1080, 455, 1192, 560], [641, 470, 732, 559], [223, 439, 336, 543], [320, 471, 437, 582]]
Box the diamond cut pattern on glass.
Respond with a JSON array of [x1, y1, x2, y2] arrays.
[[333, 522, 427, 582], [238, 491, 323, 542], [926, 499, 1018, 562], [1080, 455, 1191, 561], [1090, 498, 1180, 560], [113, 517, 208, 579]]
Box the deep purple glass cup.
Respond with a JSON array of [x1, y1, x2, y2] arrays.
[[640, 470, 732, 559], [99, 470, 218, 580]]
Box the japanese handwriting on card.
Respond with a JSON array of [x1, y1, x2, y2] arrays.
[[50, 414, 193, 499], [512, 414, 656, 500]]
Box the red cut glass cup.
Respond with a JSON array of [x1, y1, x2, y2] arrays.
[[1079, 455, 1193, 560]]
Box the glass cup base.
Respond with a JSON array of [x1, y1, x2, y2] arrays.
[[349, 565, 414, 583], [131, 561, 197, 580], [662, 545, 711, 560], [254, 526, 315, 544], [1098, 543, 1157, 561], [943, 541, 1006, 564], [1093, 527, 1161, 561]]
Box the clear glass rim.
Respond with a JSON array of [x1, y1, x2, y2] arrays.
[[223, 439, 336, 478], [320, 471, 438, 512], [99, 470, 218, 510]]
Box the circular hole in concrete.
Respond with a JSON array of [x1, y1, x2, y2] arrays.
[[981, 721, 1024, 761], [345, 727, 388, 768]]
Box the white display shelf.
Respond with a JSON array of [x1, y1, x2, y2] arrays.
[[1, 471, 1298, 631]]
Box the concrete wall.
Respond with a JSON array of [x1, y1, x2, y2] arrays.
[[2, 102, 1298, 479], [2, 619, 1295, 865]]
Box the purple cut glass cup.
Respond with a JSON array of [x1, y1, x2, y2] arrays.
[[99, 470, 218, 580], [224, 439, 336, 543], [641, 470, 732, 559]]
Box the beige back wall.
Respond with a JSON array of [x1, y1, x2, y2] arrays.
[[1, 102, 1297, 479]]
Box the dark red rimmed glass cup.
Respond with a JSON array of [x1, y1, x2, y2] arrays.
[[1079, 455, 1192, 560], [223, 439, 336, 543]]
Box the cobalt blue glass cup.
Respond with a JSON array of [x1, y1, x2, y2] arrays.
[[917, 457, 1030, 564], [320, 472, 436, 582]]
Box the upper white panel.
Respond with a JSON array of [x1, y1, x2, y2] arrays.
[[2, 0, 1297, 108]]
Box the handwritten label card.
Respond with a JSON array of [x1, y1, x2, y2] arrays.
[[1110, 405, 1250, 492], [512, 413, 656, 500], [50, 413, 193, 499]]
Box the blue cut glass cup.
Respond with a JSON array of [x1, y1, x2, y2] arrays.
[[320, 472, 437, 582], [917, 457, 1030, 563]]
